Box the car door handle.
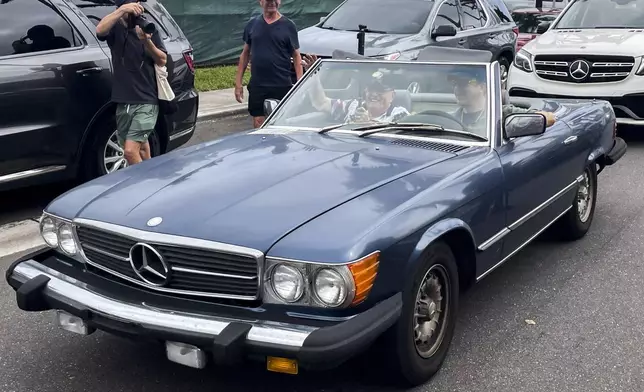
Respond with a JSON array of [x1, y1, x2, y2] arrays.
[[458, 39, 467, 45], [489, 33, 498, 38], [76, 67, 103, 76], [563, 136, 578, 145]]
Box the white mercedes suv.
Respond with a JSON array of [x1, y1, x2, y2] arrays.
[[507, 0, 644, 127]]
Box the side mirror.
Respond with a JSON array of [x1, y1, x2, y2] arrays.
[[320, 16, 327, 23], [504, 113, 546, 139], [536, 21, 550, 34], [431, 25, 457, 39], [263, 99, 279, 116]]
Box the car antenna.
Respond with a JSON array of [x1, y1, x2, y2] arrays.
[[357, 24, 366, 55]]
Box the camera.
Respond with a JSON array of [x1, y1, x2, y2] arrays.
[[117, 0, 156, 34], [133, 13, 155, 34]]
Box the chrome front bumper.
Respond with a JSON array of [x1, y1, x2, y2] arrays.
[[10, 259, 315, 347], [6, 253, 403, 370]]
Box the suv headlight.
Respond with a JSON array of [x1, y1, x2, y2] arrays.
[[513, 49, 533, 72], [263, 252, 380, 308], [39, 213, 80, 257]]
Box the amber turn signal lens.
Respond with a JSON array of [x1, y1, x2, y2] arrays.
[[267, 356, 299, 375], [348, 252, 380, 306]]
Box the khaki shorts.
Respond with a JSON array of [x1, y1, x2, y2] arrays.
[[115, 103, 159, 146]]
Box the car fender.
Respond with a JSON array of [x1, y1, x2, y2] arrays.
[[404, 218, 476, 278]]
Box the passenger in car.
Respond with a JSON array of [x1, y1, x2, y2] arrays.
[[303, 54, 410, 124], [448, 69, 556, 133]]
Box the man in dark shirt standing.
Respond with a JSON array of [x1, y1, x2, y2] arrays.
[[96, 0, 167, 166], [234, 0, 303, 128]]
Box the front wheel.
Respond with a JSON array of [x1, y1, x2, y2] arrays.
[[553, 164, 598, 240], [385, 242, 459, 386]]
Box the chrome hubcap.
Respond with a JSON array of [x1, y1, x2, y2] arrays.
[[577, 170, 593, 223], [103, 130, 128, 173], [414, 264, 449, 358]]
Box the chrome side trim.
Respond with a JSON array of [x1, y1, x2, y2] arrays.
[[169, 125, 195, 141], [616, 117, 644, 126], [10, 260, 315, 347], [476, 205, 572, 281], [478, 228, 510, 251], [0, 165, 66, 185], [508, 179, 577, 230], [477, 178, 579, 251]]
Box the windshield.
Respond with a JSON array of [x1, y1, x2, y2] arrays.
[[320, 0, 434, 34], [265, 61, 491, 141], [555, 0, 644, 29], [512, 12, 560, 33]]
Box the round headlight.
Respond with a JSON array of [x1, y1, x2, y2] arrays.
[[271, 264, 304, 302], [40, 217, 58, 247], [314, 268, 348, 307], [58, 223, 77, 255]]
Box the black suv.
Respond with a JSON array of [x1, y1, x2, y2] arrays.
[[0, 0, 198, 191], [299, 0, 517, 84]]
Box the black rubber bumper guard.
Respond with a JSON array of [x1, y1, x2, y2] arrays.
[[6, 249, 403, 369]]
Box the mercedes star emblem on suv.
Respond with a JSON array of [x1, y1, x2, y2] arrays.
[[129, 243, 171, 286], [569, 60, 590, 80]]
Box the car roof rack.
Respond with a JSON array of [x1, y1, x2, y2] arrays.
[[416, 47, 493, 63]]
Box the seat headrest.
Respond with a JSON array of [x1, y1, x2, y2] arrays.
[[393, 89, 412, 111]]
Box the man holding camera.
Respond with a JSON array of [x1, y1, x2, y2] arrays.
[[96, 0, 167, 166]]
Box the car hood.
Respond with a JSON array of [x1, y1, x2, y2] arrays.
[[526, 29, 644, 56], [298, 26, 418, 57], [47, 130, 459, 252]]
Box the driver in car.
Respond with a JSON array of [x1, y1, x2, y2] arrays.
[[304, 54, 410, 124], [448, 69, 556, 133]]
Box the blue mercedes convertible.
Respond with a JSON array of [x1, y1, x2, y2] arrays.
[[6, 52, 626, 386]]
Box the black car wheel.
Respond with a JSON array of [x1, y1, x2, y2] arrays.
[[385, 241, 459, 386], [83, 115, 161, 179], [498, 56, 511, 89], [553, 164, 598, 240]]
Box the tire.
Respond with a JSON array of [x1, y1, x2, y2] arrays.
[[498, 55, 511, 90], [553, 163, 598, 241], [82, 114, 161, 180], [384, 241, 460, 387]]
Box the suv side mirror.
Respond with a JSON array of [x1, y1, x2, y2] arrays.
[[264, 99, 279, 116], [536, 21, 550, 34], [431, 25, 457, 39], [504, 113, 546, 139]]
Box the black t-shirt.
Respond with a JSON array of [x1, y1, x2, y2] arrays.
[[243, 15, 299, 88], [98, 21, 167, 104]]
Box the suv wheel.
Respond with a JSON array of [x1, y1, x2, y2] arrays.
[[83, 115, 162, 179], [498, 56, 510, 89]]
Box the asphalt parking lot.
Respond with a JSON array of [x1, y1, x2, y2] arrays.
[[1, 124, 643, 392]]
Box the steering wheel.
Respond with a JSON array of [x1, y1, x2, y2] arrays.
[[405, 109, 468, 131]]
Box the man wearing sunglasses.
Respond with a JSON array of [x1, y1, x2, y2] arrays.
[[304, 54, 410, 124], [449, 69, 556, 134]]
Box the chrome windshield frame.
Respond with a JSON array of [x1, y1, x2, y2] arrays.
[[260, 58, 495, 148]]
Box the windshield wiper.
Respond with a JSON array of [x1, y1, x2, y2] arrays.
[[319, 25, 337, 30], [353, 122, 488, 141], [318, 120, 422, 134]]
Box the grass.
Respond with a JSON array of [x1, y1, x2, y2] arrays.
[[195, 65, 250, 92]]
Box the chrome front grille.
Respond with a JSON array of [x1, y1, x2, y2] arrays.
[[533, 55, 634, 83], [75, 225, 261, 300]]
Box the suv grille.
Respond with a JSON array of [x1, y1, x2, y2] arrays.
[[76, 226, 260, 300], [533, 55, 634, 83]]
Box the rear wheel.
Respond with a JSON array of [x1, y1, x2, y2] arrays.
[[385, 242, 459, 386], [552, 164, 598, 240], [82, 114, 161, 180]]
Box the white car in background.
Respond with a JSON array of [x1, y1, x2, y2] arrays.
[[507, 0, 644, 128]]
